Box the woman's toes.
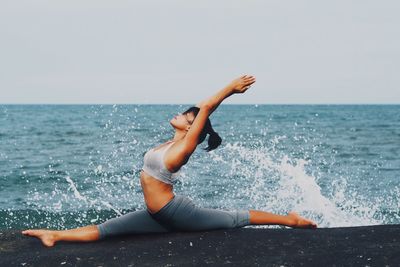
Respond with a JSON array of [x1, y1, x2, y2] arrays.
[[21, 230, 32, 235], [288, 211, 317, 228]]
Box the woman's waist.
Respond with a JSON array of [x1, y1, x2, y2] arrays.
[[140, 171, 174, 213], [141, 166, 178, 185], [140, 170, 174, 189]]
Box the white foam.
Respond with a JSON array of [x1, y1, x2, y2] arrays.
[[221, 142, 382, 228]]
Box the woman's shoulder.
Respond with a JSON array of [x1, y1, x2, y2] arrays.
[[164, 140, 193, 172]]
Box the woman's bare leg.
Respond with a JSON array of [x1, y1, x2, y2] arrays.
[[21, 209, 171, 247], [21, 225, 100, 247], [249, 210, 317, 228]]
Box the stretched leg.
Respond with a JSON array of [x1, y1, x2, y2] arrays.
[[151, 195, 317, 231], [170, 207, 316, 231], [22, 209, 171, 247], [249, 210, 317, 228], [176, 206, 251, 231], [22, 225, 100, 247]]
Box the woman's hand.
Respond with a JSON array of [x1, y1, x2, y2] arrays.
[[229, 75, 256, 94]]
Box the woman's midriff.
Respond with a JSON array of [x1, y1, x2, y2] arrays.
[[140, 170, 175, 214]]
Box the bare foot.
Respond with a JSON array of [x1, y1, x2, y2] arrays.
[[287, 211, 317, 229], [21, 229, 57, 247]]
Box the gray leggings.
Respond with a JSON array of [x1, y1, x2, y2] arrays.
[[96, 194, 250, 239]]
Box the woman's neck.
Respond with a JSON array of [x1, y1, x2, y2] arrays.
[[171, 129, 187, 142]]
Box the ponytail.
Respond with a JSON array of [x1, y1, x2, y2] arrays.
[[204, 127, 222, 152], [182, 106, 222, 152]]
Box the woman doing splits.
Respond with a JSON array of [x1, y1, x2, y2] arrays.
[[22, 75, 317, 247]]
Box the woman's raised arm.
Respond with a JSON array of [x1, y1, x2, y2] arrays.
[[196, 74, 256, 115], [183, 75, 256, 154]]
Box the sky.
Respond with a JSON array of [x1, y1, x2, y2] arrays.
[[1, 0, 399, 104]]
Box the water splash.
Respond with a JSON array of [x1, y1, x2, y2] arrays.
[[65, 176, 122, 216], [65, 176, 89, 202], [219, 142, 383, 228]]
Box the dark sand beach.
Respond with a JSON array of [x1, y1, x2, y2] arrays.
[[1, 225, 399, 266]]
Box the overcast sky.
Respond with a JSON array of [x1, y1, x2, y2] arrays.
[[1, 0, 399, 104]]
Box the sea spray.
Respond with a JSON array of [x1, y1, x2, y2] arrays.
[[65, 176, 122, 216], [218, 142, 383, 227]]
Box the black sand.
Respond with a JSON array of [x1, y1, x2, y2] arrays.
[[1, 225, 399, 266]]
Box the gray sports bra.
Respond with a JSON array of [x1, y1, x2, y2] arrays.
[[142, 141, 181, 185]]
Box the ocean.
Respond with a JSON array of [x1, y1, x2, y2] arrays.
[[0, 104, 399, 230]]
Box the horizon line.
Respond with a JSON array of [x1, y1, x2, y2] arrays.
[[1, 103, 399, 106]]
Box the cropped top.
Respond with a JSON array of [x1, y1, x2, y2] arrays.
[[141, 141, 181, 185]]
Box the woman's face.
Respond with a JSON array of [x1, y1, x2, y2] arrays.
[[170, 112, 195, 131]]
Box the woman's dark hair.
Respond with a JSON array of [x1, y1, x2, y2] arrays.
[[182, 106, 222, 152]]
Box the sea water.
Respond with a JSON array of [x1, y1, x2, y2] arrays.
[[0, 104, 399, 230]]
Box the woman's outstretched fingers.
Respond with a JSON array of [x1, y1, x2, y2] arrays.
[[245, 76, 256, 83], [230, 75, 256, 93]]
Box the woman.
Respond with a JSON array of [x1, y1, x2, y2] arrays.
[[22, 74, 317, 247]]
